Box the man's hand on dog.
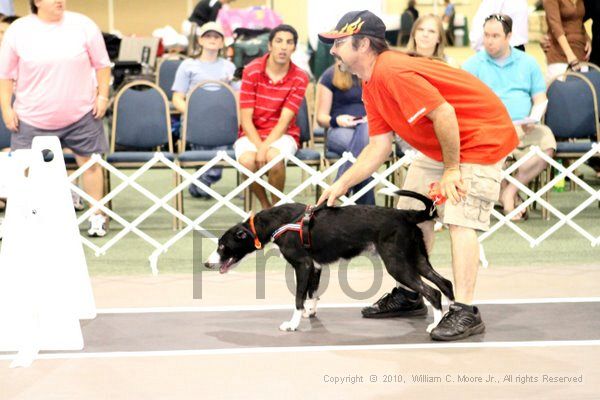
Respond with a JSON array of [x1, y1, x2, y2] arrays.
[[318, 179, 349, 207], [440, 167, 467, 204]]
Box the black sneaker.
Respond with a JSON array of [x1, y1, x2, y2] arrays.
[[189, 183, 211, 199], [361, 287, 428, 318], [430, 304, 485, 341]]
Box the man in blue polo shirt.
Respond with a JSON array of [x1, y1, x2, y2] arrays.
[[463, 14, 556, 221]]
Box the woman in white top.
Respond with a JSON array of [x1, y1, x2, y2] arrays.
[[171, 22, 237, 198]]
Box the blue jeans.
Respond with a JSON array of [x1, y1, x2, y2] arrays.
[[188, 144, 229, 198], [326, 123, 375, 205]]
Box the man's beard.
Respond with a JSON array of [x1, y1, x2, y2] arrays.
[[336, 57, 350, 73]]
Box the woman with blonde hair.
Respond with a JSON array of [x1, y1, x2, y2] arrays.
[[316, 60, 374, 205], [407, 14, 448, 60]]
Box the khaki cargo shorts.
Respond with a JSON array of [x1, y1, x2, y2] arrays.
[[512, 124, 557, 160], [397, 154, 504, 231]]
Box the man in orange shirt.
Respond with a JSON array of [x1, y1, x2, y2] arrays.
[[318, 10, 518, 341]]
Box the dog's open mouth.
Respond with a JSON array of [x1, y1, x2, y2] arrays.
[[219, 258, 235, 274]]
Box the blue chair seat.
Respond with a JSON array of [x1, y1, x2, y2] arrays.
[[325, 150, 341, 160], [556, 141, 596, 153], [295, 148, 321, 161], [178, 149, 236, 162], [313, 126, 325, 138], [107, 151, 175, 163]]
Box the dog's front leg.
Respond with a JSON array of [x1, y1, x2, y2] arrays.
[[303, 264, 321, 318], [279, 309, 303, 332], [280, 261, 311, 332]]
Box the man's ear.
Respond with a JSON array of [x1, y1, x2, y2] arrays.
[[360, 37, 370, 52]]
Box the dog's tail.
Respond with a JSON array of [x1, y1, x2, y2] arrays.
[[396, 190, 437, 224]]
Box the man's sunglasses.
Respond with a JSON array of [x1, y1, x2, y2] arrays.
[[485, 14, 511, 31]]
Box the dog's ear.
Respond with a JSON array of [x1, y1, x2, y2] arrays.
[[235, 229, 248, 240]]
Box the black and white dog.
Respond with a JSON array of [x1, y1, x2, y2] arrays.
[[205, 190, 454, 332]]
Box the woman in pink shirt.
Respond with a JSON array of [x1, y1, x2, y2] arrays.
[[0, 0, 112, 237]]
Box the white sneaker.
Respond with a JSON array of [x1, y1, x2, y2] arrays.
[[87, 214, 108, 237]]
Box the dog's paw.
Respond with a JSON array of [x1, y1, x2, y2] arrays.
[[426, 321, 438, 333], [302, 298, 318, 318], [279, 321, 299, 331]]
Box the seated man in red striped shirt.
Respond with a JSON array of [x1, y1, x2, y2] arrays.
[[235, 24, 309, 209]]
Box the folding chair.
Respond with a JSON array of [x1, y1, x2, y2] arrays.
[[294, 98, 323, 202], [177, 80, 239, 220], [544, 70, 600, 217], [106, 80, 178, 228], [156, 57, 185, 103]]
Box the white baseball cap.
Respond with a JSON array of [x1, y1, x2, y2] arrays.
[[197, 22, 225, 38]]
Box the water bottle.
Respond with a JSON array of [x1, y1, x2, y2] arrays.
[[554, 160, 565, 192]]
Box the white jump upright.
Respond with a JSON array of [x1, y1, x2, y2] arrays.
[[0, 136, 96, 368]]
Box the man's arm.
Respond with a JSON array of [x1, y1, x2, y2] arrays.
[[240, 108, 263, 147], [427, 101, 466, 203], [253, 107, 296, 167], [522, 92, 548, 134], [318, 132, 393, 206], [263, 107, 296, 146], [531, 92, 547, 107], [428, 102, 460, 170]]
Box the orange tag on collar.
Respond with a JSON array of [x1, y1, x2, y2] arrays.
[[249, 214, 262, 249]]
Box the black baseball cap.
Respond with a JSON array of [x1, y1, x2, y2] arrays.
[[318, 10, 386, 44]]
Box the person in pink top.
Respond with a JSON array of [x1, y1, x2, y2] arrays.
[[0, 0, 111, 237]]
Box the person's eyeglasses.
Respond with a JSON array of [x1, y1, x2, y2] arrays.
[[333, 36, 352, 48]]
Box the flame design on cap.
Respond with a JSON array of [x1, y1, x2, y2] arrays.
[[325, 17, 364, 36]]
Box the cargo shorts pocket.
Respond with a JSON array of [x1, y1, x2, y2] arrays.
[[463, 167, 502, 224]]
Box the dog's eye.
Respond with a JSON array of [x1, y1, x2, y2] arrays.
[[235, 230, 247, 240], [218, 244, 224, 250]]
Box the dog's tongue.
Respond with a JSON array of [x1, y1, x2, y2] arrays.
[[219, 258, 234, 274]]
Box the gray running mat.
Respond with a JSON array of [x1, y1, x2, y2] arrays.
[[1, 302, 598, 355]]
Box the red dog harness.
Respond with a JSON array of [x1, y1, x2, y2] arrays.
[[271, 205, 316, 249]]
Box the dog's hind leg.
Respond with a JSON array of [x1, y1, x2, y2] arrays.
[[378, 241, 443, 333], [377, 241, 442, 309], [428, 307, 443, 333], [416, 257, 454, 301], [414, 255, 454, 332], [303, 264, 321, 318], [280, 260, 312, 332]]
